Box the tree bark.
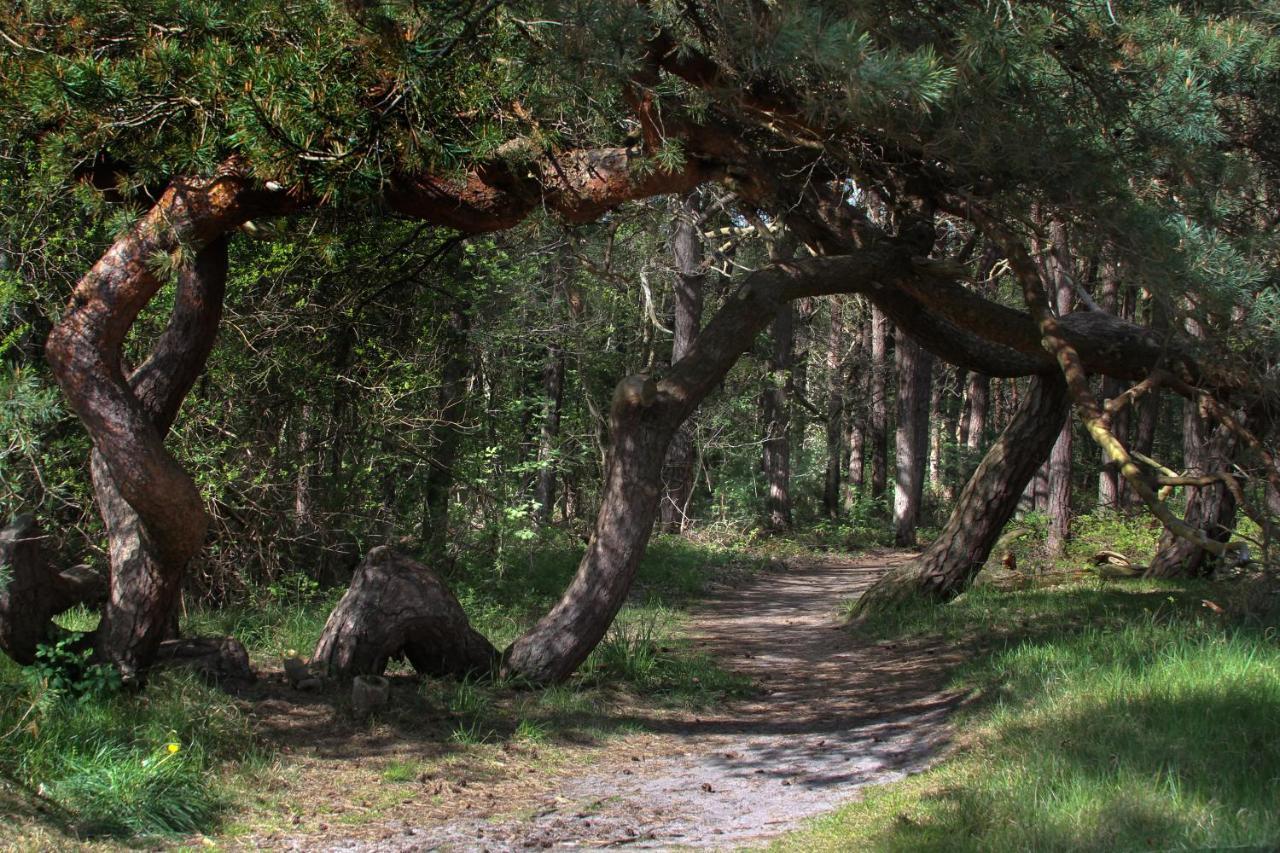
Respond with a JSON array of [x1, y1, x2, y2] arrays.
[[823, 301, 846, 518], [0, 516, 106, 664], [659, 193, 704, 532], [856, 374, 1070, 611], [761, 302, 795, 531], [88, 236, 230, 681], [893, 328, 933, 545], [535, 343, 566, 525], [312, 547, 498, 679], [964, 372, 989, 450], [869, 307, 891, 502], [1044, 225, 1075, 554]]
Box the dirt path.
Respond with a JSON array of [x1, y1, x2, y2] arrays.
[[319, 550, 966, 851]]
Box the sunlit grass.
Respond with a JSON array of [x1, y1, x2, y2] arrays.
[[780, 578, 1280, 851]]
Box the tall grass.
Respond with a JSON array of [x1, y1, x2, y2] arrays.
[[780, 579, 1280, 851]]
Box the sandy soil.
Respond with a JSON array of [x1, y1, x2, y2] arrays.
[[305, 550, 966, 851]]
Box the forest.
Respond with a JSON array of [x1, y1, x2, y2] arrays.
[[1, 0, 1279, 849]]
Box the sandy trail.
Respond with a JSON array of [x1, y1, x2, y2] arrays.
[[326, 550, 964, 851]]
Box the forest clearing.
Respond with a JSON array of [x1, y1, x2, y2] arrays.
[[2, 1, 1280, 850]]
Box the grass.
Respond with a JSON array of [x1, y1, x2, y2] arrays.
[[2, 531, 759, 844], [778, 572, 1280, 852], [0, 659, 262, 841]]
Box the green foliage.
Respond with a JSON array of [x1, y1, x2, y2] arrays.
[[25, 636, 120, 703]]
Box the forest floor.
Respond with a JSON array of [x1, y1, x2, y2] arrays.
[[244, 550, 967, 851]]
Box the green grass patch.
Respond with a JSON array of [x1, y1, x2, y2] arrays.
[[0, 659, 261, 839], [781, 577, 1280, 851]]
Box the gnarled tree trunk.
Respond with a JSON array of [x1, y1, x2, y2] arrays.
[[90, 237, 229, 678], [45, 171, 283, 682], [855, 374, 1070, 612]]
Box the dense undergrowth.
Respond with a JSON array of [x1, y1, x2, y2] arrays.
[[0, 533, 758, 843], [782, 557, 1280, 850]]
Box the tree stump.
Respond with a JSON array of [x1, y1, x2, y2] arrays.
[[311, 547, 498, 680], [0, 515, 106, 664]]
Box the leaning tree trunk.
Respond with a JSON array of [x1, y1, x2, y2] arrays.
[[893, 328, 933, 545], [659, 192, 704, 533], [761, 302, 795, 531], [855, 374, 1070, 612], [44, 171, 283, 682]]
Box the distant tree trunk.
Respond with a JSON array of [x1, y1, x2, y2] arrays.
[[659, 193, 704, 532], [535, 343, 566, 525], [928, 366, 945, 493], [1045, 223, 1074, 555], [1147, 406, 1239, 578], [761, 302, 795, 531], [964, 373, 989, 451], [940, 367, 966, 502], [845, 310, 869, 500], [856, 374, 1070, 612], [869, 307, 891, 502], [823, 301, 846, 518], [422, 306, 471, 562], [893, 329, 933, 546]]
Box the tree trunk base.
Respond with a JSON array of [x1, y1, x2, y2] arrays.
[[312, 547, 498, 680]]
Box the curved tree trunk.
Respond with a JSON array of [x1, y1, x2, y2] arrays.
[[855, 374, 1070, 612], [45, 172, 279, 682], [0, 516, 106, 664], [90, 238, 229, 679]]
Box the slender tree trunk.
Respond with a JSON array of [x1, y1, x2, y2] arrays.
[[856, 374, 1071, 612], [823, 301, 846, 518], [1045, 223, 1074, 554], [941, 367, 966, 502], [869, 307, 891, 502], [965, 373, 989, 451], [422, 306, 471, 562], [928, 365, 944, 493], [659, 193, 704, 532], [893, 329, 933, 545], [845, 310, 869, 501], [535, 344, 566, 525], [761, 302, 795, 531]]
